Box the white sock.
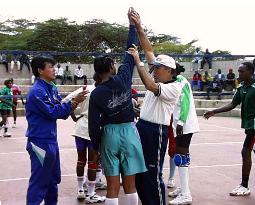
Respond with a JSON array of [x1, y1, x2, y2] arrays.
[[169, 157, 176, 180], [87, 180, 96, 195], [179, 166, 191, 196], [96, 170, 102, 183], [125, 192, 138, 205], [105, 198, 118, 205], [77, 176, 84, 191]]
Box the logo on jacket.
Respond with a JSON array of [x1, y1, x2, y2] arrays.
[[107, 90, 131, 109]]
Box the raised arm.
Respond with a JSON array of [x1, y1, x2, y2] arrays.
[[130, 11, 155, 64]]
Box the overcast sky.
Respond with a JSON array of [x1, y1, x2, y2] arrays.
[[0, 0, 254, 55]]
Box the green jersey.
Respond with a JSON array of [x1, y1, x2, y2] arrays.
[[0, 87, 13, 110], [232, 80, 255, 130]]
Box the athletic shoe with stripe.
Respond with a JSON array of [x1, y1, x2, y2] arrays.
[[167, 179, 175, 188], [229, 185, 251, 196], [77, 189, 86, 200], [169, 194, 192, 205], [168, 187, 181, 198], [85, 192, 106, 204]]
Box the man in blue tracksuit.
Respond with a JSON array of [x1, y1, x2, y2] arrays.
[[25, 56, 86, 205]]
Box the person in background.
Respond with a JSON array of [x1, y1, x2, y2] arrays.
[[191, 48, 203, 71], [62, 86, 106, 203], [226, 68, 236, 90], [202, 71, 212, 90], [19, 53, 31, 72], [201, 48, 213, 70], [10, 54, 21, 73], [206, 77, 223, 100], [191, 71, 202, 91], [74, 65, 87, 85], [0, 79, 13, 137], [214, 69, 226, 89], [64, 65, 73, 84], [55, 64, 65, 85], [10, 78, 25, 128], [0, 53, 9, 72]]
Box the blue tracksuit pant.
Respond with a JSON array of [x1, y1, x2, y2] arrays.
[[26, 141, 61, 205], [136, 119, 168, 205]]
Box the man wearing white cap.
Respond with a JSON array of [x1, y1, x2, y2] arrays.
[[130, 11, 182, 205]]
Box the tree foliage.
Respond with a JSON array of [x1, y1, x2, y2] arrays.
[[0, 18, 230, 62]]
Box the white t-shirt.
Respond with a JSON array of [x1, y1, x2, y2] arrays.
[[74, 68, 84, 77], [140, 81, 182, 126], [57, 67, 64, 76], [62, 85, 95, 140], [172, 75, 200, 136]]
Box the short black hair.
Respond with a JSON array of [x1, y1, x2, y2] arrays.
[[94, 56, 114, 75], [176, 63, 185, 75], [31, 56, 56, 77], [241, 62, 255, 74], [4, 79, 12, 86]]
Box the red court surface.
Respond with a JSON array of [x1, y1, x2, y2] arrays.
[[0, 116, 254, 205]]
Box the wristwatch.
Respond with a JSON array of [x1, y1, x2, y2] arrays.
[[139, 62, 145, 67]]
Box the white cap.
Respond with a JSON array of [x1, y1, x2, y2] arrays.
[[152, 55, 176, 69]]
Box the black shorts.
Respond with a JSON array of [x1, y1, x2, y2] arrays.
[[176, 133, 193, 148], [243, 129, 255, 150], [0, 109, 11, 116]]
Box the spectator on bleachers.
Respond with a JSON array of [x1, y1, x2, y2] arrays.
[[10, 54, 21, 73], [206, 77, 223, 100], [191, 48, 203, 71], [0, 53, 9, 72], [191, 71, 202, 91], [64, 65, 72, 84], [214, 69, 226, 88], [202, 71, 212, 90], [226, 68, 236, 90], [19, 53, 31, 72], [55, 64, 64, 85], [74, 65, 87, 85], [201, 49, 213, 70]]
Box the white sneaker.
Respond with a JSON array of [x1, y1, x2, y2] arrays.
[[77, 189, 86, 200], [3, 132, 11, 137], [168, 187, 181, 198], [85, 193, 106, 204], [95, 179, 107, 190], [12, 123, 16, 128], [167, 179, 175, 188], [169, 194, 192, 205], [229, 185, 251, 196]]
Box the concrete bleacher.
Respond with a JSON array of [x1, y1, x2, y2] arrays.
[[0, 60, 243, 117]]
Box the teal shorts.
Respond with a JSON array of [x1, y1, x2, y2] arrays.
[[101, 122, 147, 176]]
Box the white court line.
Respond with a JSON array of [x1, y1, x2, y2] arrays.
[[0, 164, 242, 182], [191, 141, 242, 146], [163, 163, 242, 170], [0, 148, 76, 155], [200, 123, 243, 132], [0, 141, 243, 155]]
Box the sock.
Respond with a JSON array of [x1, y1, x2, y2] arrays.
[[96, 169, 102, 183], [169, 157, 176, 180], [179, 166, 191, 196], [125, 192, 138, 205], [87, 180, 96, 195], [77, 176, 84, 191], [241, 176, 249, 188], [105, 198, 118, 205]]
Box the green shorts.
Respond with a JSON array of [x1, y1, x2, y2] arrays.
[[101, 122, 147, 176]]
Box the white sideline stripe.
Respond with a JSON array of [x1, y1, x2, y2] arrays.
[[191, 141, 242, 146], [0, 174, 76, 182], [163, 163, 242, 170], [200, 123, 243, 132], [0, 141, 243, 155], [0, 148, 76, 155], [0, 164, 242, 182]]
